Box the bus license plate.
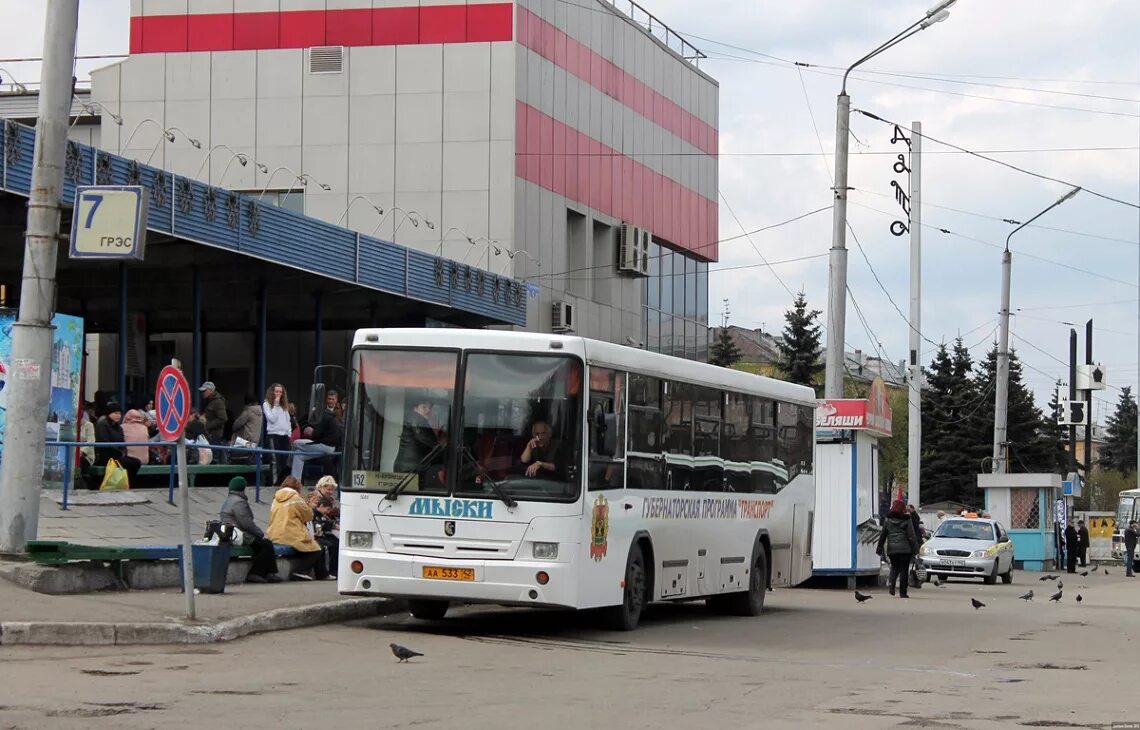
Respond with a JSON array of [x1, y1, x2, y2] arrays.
[[422, 566, 475, 581]]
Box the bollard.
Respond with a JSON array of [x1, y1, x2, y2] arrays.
[[61, 443, 73, 511]]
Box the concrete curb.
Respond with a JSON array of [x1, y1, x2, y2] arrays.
[[0, 597, 401, 646]]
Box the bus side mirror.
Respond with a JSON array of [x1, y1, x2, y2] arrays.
[[309, 382, 326, 424]]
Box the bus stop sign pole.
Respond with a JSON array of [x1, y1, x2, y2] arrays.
[[156, 362, 194, 620]]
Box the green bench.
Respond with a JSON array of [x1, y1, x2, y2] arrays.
[[26, 540, 298, 566], [87, 462, 270, 487]]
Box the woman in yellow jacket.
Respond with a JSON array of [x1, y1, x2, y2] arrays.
[[267, 476, 329, 580]]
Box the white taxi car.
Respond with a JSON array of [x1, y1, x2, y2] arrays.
[[917, 517, 1015, 585]]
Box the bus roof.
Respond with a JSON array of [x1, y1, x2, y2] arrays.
[[352, 328, 817, 407]]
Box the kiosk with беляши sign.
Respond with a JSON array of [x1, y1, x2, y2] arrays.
[[812, 378, 894, 583]]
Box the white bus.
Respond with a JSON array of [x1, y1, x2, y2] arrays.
[[1113, 488, 1140, 560], [337, 329, 816, 630]]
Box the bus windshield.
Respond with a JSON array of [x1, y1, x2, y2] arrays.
[[345, 348, 583, 503], [1117, 495, 1135, 528]]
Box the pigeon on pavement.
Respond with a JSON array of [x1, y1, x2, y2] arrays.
[[1045, 575, 1060, 581], [1049, 590, 1063, 602], [1076, 594, 1083, 603], [1079, 571, 1089, 577], [1104, 569, 1110, 575], [855, 591, 872, 603], [390, 643, 424, 662], [1057, 581, 1063, 590], [1018, 590, 1034, 601], [971, 598, 985, 610]]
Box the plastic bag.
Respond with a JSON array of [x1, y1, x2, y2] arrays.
[[99, 459, 130, 491], [195, 435, 213, 465]]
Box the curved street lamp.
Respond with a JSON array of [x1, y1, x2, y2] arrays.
[[337, 195, 385, 228], [194, 144, 251, 181], [991, 187, 1081, 474], [143, 126, 201, 165], [258, 166, 303, 200], [0, 68, 28, 94], [121, 117, 163, 152], [69, 100, 122, 132], [823, 0, 957, 400]]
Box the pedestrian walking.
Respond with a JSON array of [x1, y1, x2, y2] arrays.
[[877, 499, 920, 598], [1125, 520, 1138, 578], [1065, 520, 1079, 574], [263, 383, 292, 485]]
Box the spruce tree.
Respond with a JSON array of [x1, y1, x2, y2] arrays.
[[777, 291, 823, 390], [920, 339, 982, 505], [973, 345, 1050, 474], [709, 327, 743, 368], [1101, 386, 1138, 474]]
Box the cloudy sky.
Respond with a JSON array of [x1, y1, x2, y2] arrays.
[[1, 0, 1138, 420]]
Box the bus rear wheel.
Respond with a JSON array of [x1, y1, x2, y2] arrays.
[[604, 544, 647, 631], [407, 599, 449, 621], [726, 545, 768, 616]]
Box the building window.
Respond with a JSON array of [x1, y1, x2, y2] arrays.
[[641, 243, 709, 362]]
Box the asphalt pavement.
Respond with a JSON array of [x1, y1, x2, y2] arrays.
[[1, 569, 1136, 729]]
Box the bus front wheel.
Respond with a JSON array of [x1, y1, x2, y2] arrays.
[[407, 599, 449, 621], [604, 544, 647, 631]]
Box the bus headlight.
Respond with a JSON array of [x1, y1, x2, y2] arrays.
[[347, 531, 374, 549], [532, 542, 559, 559]]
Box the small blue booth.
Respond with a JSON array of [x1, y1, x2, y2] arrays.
[[977, 473, 1062, 572]]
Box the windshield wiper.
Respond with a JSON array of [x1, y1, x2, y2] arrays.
[[460, 446, 517, 509], [385, 442, 445, 502]]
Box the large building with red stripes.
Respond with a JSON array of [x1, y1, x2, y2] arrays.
[[92, 0, 717, 357]]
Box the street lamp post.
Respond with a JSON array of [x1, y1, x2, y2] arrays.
[[823, 0, 956, 399], [991, 186, 1080, 473], [337, 195, 384, 228]]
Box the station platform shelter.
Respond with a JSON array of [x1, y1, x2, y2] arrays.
[[1, 120, 530, 415]]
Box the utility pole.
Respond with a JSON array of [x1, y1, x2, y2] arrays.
[[908, 121, 922, 506], [992, 248, 1012, 473], [823, 91, 851, 400], [992, 187, 1080, 474], [0, 0, 80, 554], [1069, 329, 1078, 476], [1084, 319, 1092, 477], [822, 1, 956, 400]]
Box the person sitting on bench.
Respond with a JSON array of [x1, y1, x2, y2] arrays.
[[220, 477, 281, 584], [93, 401, 142, 488], [268, 476, 330, 581]]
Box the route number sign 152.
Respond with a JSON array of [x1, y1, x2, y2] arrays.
[[69, 185, 150, 261]]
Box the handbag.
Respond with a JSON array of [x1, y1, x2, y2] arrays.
[[99, 458, 130, 491]]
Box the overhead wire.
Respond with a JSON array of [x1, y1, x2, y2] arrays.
[[854, 110, 1140, 210]]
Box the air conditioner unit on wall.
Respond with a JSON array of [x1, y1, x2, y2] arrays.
[[552, 301, 574, 333], [618, 224, 651, 277]]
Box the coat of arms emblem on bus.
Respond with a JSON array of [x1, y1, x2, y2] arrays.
[[590, 494, 609, 561]]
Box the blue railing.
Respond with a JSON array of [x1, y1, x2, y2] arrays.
[[37, 440, 340, 512]]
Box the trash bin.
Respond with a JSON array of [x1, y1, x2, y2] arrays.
[[191, 542, 233, 594]]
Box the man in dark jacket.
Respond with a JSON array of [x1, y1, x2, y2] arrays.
[[395, 397, 441, 471], [219, 477, 280, 583], [1065, 520, 1079, 574], [199, 381, 229, 463], [877, 499, 920, 598], [290, 390, 344, 481], [1125, 520, 1138, 578], [93, 401, 142, 488], [1077, 520, 1090, 568]]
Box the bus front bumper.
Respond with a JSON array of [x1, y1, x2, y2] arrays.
[[339, 549, 578, 608]]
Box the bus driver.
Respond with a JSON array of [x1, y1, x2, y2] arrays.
[[521, 420, 564, 479]]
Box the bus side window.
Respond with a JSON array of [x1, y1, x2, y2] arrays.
[[724, 392, 751, 493], [588, 368, 625, 491], [664, 380, 693, 490], [627, 374, 662, 490], [749, 396, 777, 494]]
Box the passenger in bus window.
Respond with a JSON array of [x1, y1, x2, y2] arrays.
[[521, 421, 564, 479], [395, 395, 442, 472]]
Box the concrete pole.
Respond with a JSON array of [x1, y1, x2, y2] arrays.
[[991, 249, 1012, 474], [908, 121, 922, 506], [1084, 319, 1092, 478], [824, 92, 851, 399], [0, 0, 80, 554]]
